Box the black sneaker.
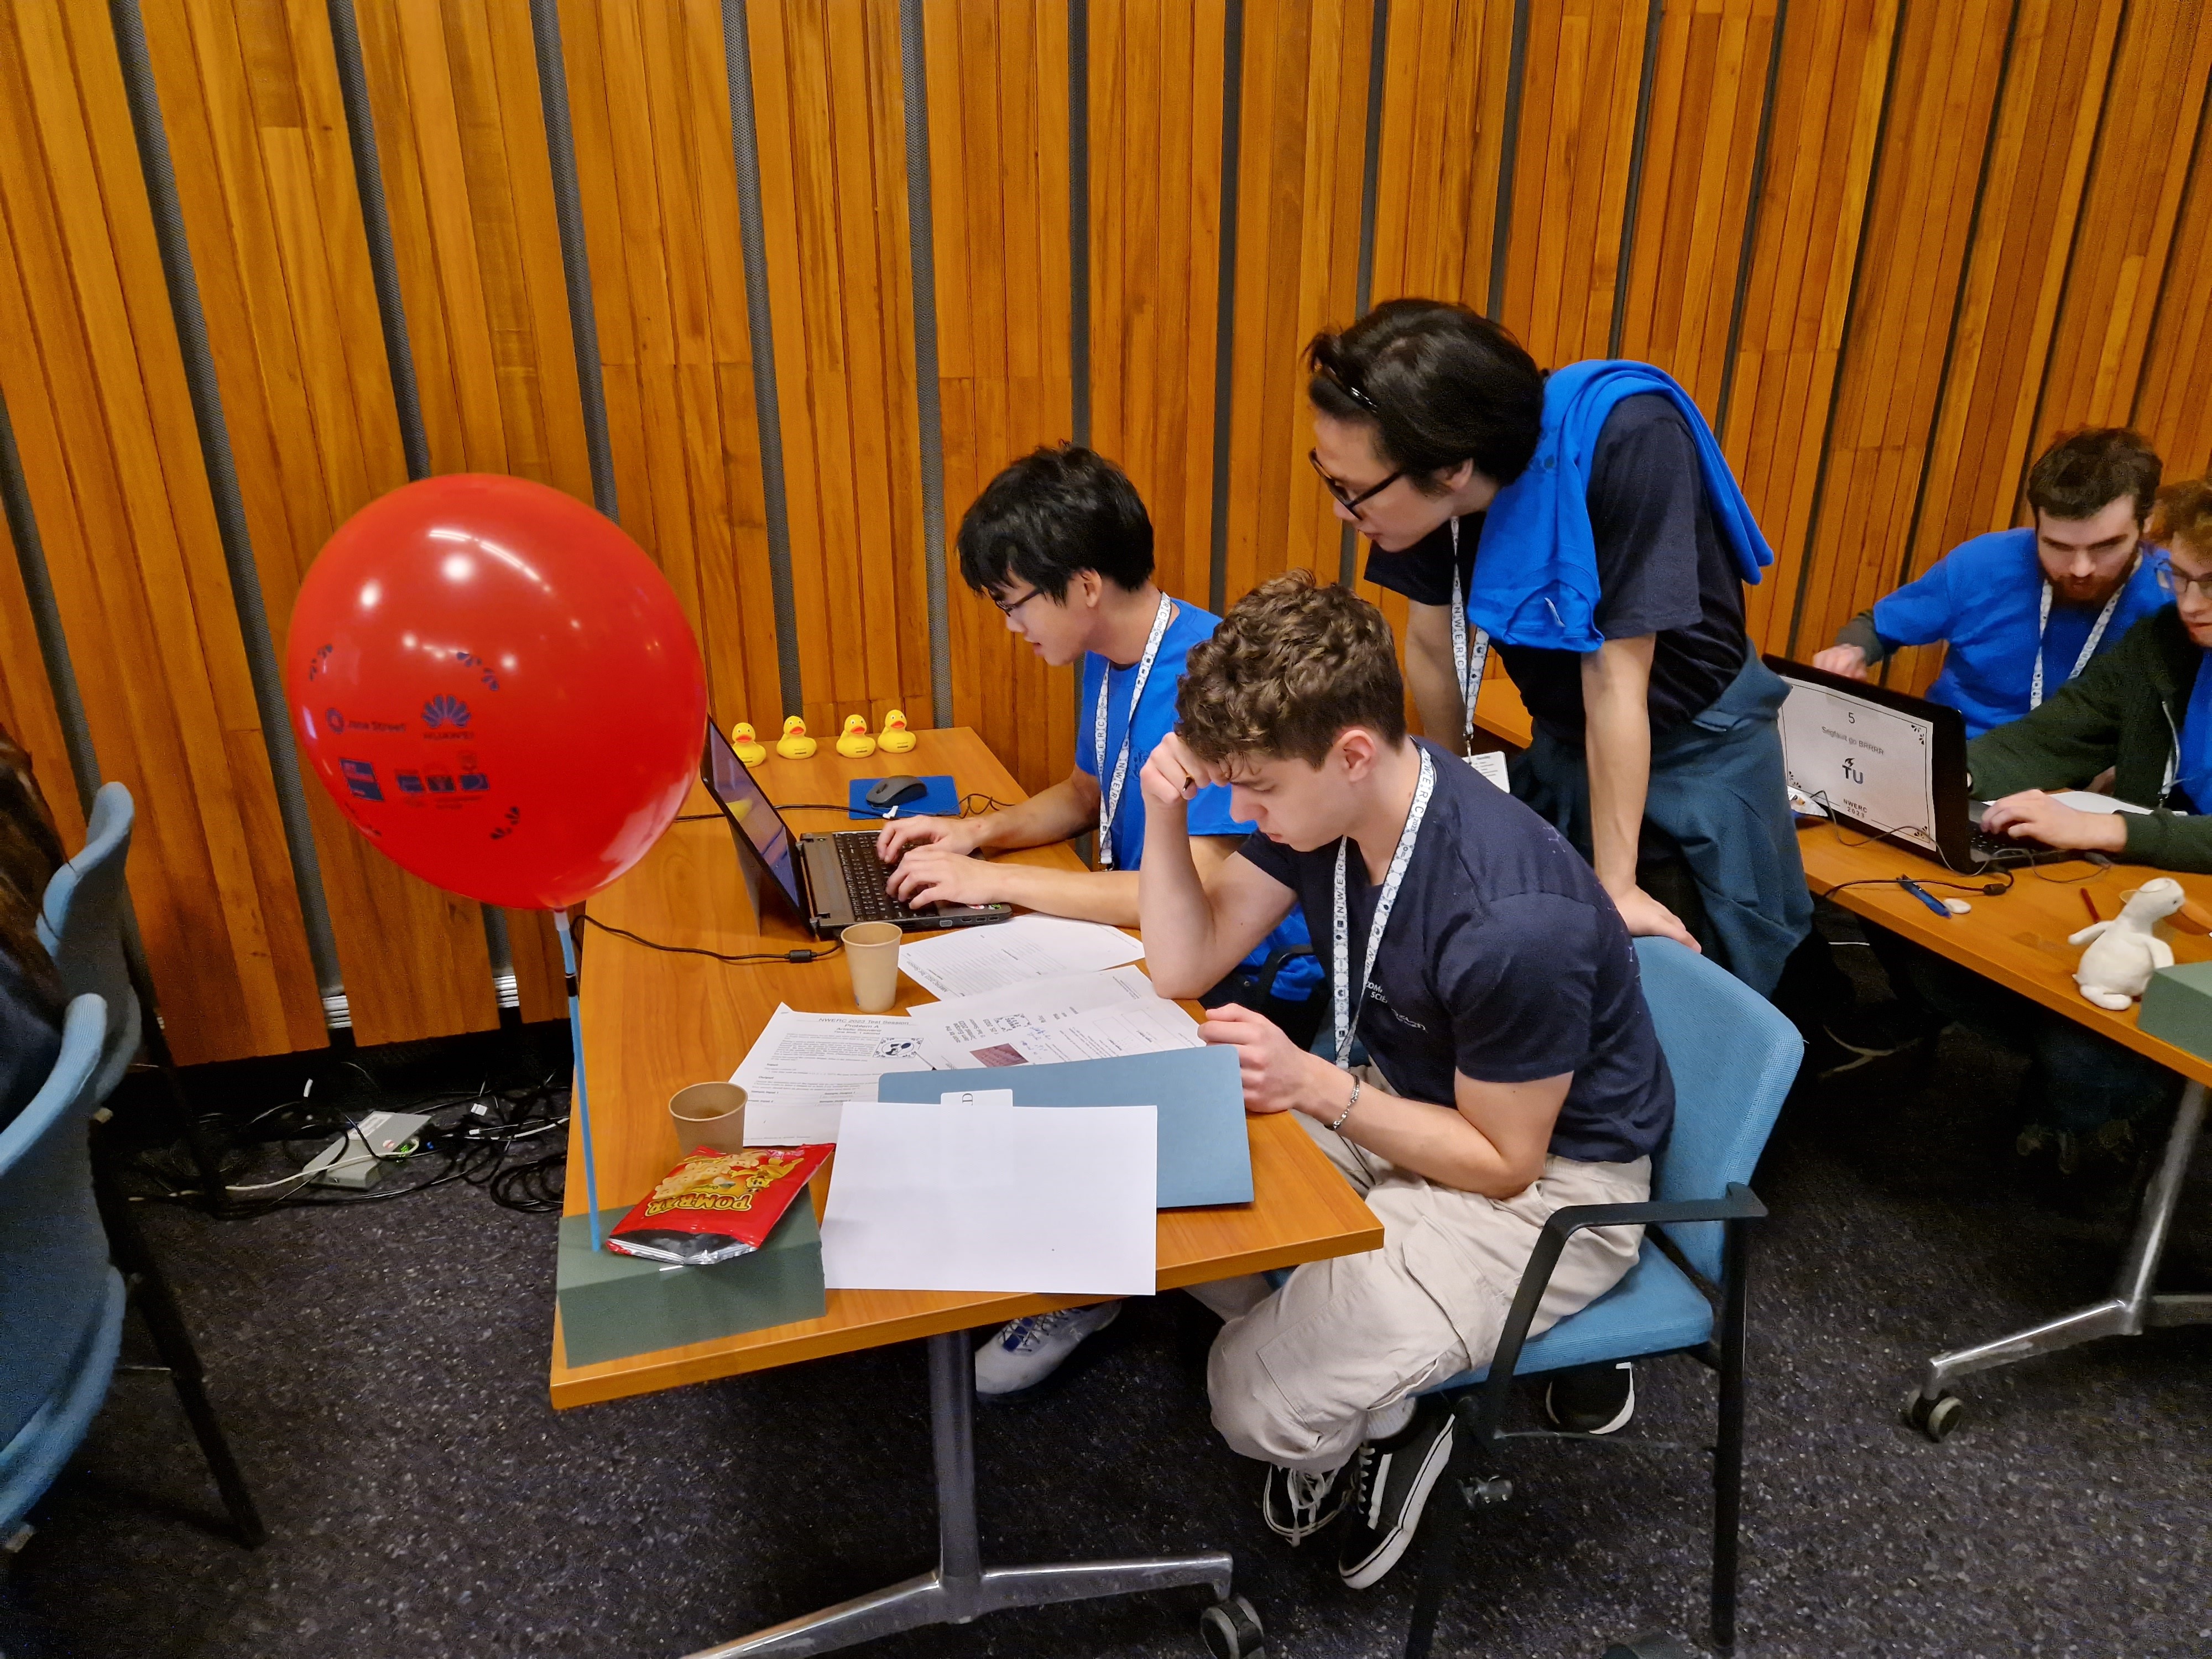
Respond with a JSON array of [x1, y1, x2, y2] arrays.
[[1335, 1394, 1456, 1589], [1542, 1360, 1636, 1434], [1260, 1460, 1352, 1547]]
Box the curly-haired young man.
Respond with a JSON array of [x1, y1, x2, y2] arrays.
[[1136, 571, 1674, 1589]]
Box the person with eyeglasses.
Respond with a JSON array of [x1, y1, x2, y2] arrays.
[[1306, 299, 1811, 1008], [1811, 429, 2169, 739], [874, 444, 1322, 1399], [1849, 478, 2212, 1196]]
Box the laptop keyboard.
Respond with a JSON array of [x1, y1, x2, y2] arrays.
[[833, 831, 918, 923]]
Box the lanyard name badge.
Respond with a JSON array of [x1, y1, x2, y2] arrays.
[[1332, 747, 1437, 1069], [1448, 518, 1491, 758], [2029, 563, 2132, 710], [1093, 593, 1175, 869]]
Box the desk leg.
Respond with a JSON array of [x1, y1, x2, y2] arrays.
[[1910, 1081, 2208, 1421], [682, 1331, 1236, 1658]]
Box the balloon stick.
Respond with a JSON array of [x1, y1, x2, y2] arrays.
[[555, 907, 604, 1250]]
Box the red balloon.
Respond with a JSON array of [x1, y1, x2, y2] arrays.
[[286, 475, 707, 910]]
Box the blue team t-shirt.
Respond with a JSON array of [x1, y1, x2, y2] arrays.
[[1871, 527, 2169, 738], [1076, 598, 1318, 998], [1234, 739, 1673, 1164]]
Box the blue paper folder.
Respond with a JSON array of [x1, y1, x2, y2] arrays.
[[846, 774, 960, 820], [874, 1045, 1253, 1209]]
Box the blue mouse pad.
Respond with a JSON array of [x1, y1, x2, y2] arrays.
[[875, 1046, 1253, 1209], [847, 774, 959, 820]]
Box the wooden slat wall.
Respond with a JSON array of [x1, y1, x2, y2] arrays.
[[748, 0, 933, 743], [1088, 0, 1228, 614], [354, 0, 585, 1023], [5, 0, 2212, 1058], [931, 0, 1077, 795], [143, 0, 502, 1048], [1219, 0, 1380, 606], [0, 1, 325, 1064]]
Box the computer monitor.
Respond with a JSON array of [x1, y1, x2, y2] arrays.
[[702, 721, 804, 914]]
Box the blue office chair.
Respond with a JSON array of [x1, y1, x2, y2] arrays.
[[36, 782, 140, 1104], [31, 781, 263, 1546], [1401, 937, 1802, 1659], [0, 996, 123, 1539]]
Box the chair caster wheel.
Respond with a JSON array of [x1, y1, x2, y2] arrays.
[[1901, 1387, 1963, 1442], [1199, 1594, 1264, 1658]]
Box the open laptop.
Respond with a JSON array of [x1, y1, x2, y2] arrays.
[[700, 722, 1011, 936], [1766, 655, 2078, 871]]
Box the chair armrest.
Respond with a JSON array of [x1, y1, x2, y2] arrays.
[[1460, 1183, 1765, 1443]]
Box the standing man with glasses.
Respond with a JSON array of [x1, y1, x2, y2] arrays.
[[1811, 429, 2168, 739], [1304, 299, 1811, 1008], [875, 443, 1321, 1399]]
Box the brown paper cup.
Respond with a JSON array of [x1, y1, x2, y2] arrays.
[[668, 1081, 749, 1154], [842, 920, 903, 1013]]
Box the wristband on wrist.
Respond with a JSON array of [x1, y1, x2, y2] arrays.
[[1327, 1076, 1362, 1133]]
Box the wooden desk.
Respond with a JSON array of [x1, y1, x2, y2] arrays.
[[550, 726, 1381, 1411], [1797, 817, 2212, 1438], [1797, 821, 2212, 1089]]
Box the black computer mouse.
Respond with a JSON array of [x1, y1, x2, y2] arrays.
[[865, 774, 928, 809]]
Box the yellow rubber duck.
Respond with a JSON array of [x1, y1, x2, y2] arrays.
[[775, 715, 816, 760], [835, 714, 877, 759], [878, 708, 916, 754], [731, 722, 766, 766]]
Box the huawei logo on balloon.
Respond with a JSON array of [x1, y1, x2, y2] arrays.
[[422, 693, 471, 729]]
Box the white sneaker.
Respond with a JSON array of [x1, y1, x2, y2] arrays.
[[973, 1302, 1121, 1397]]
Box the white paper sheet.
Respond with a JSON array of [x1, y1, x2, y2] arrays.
[[935, 998, 1202, 1069], [736, 1004, 940, 1145], [2044, 790, 2152, 817], [905, 964, 1159, 1029], [896, 915, 1145, 1000], [821, 1100, 1157, 1295], [938, 1088, 1015, 1108]]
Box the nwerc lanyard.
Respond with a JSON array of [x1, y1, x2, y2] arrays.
[[1448, 518, 1491, 756], [2030, 562, 2131, 709], [1332, 747, 1437, 1068], [1094, 592, 1174, 869]]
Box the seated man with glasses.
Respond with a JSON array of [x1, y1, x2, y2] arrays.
[[1872, 480, 2212, 1195], [1811, 429, 2169, 738], [875, 442, 1321, 1399]]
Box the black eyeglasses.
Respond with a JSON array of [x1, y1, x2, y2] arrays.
[[1308, 450, 1406, 518], [992, 586, 1043, 617], [2157, 566, 2212, 600]]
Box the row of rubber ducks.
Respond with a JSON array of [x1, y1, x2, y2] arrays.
[[730, 711, 915, 765]]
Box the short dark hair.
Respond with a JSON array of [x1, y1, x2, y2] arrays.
[[2026, 428, 2162, 523], [1177, 571, 1407, 767], [1306, 298, 1546, 492], [955, 445, 1154, 601]]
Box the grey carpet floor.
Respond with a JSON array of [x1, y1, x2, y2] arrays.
[[6, 997, 2212, 1658]]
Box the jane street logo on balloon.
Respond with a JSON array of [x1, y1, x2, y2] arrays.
[[325, 707, 405, 735], [422, 693, 471, 729]]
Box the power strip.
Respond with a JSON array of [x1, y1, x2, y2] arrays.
[[304, 1111, 432, 1190]]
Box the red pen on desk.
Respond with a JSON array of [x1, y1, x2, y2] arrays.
[[2082, 889, 2103, 926]]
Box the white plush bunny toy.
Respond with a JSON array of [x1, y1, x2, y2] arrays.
[[2067, 878, 2185, 1010]]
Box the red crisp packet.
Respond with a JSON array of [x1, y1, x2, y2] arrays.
[[606, 1144, 832, 1266]]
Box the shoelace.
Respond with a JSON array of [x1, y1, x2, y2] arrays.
[[1345, 1442, 1386, 1529], [1002, 1307, 1087, 1353], [1267, 1467, 1343, 1547]]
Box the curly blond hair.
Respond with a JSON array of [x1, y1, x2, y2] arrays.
[[2150, 477, 2212, 562], [1176, 570, 1406, 766]]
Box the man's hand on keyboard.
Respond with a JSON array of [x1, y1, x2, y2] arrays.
[[883, 843, 1000, 909], [875, 814, 978, 863]]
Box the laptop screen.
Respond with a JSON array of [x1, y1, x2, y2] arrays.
[[702, 722, 805, 912], [1772, 665, 1944, 857]]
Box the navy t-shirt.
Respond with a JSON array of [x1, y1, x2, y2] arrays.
[[1365, 394, 1749, 741], [1233, 739, 1673, 1164]]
